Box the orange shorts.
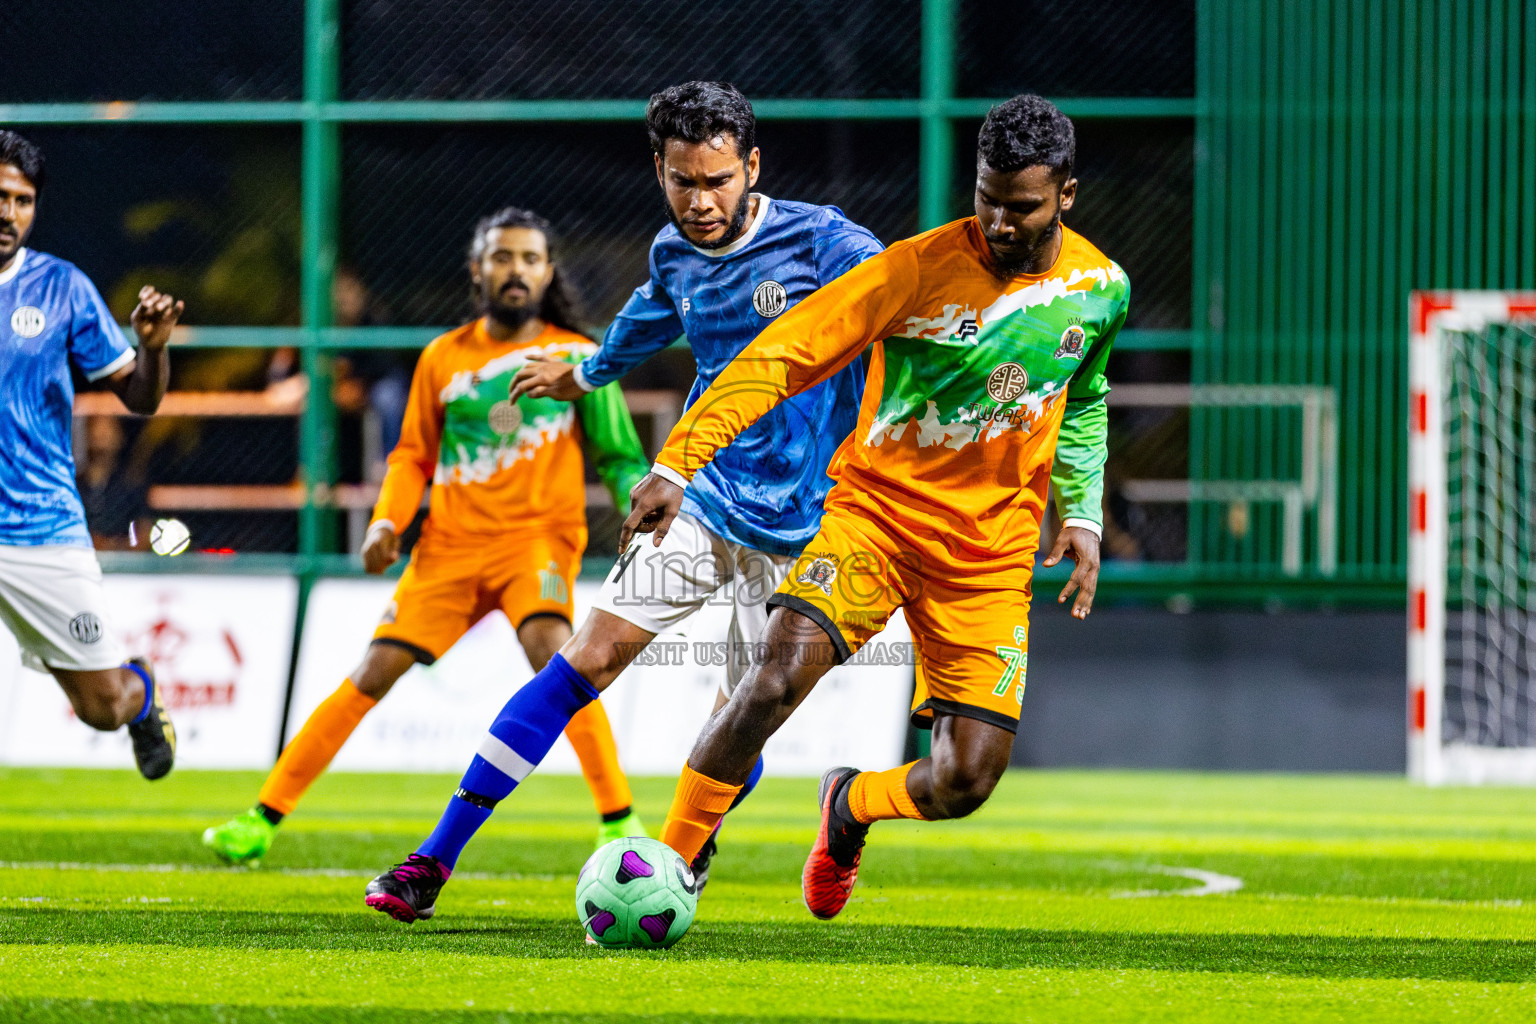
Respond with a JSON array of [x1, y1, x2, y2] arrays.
[[767, 508, 1032, 734], [373, 532, 581, 664]]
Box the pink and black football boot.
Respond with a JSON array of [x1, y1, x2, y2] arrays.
[[365, 853, 449, 923]]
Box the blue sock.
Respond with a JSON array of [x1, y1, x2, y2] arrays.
[[124, 662, 154, 725], [418, 653, 597, 869], [729, 755, 765, 811]]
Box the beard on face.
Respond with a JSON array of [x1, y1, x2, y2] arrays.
[[0, 222, 22, 262], [983, 211, 1061, 279], [667, 187, 753, 250], [478, 276, 539, 330]]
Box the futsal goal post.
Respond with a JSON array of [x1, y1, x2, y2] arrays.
[[1409, 291, 1536, 784]]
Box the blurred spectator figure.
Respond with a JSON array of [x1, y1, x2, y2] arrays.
[[328, 265, 411, 480], [76, 416, 149, 550]]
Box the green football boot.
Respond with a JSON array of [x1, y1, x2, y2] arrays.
[[203, 809, 276, 867], [596, 810, 648, 849]]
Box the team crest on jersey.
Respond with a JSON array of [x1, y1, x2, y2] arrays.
[[986, 361, 1029, 403], [797, 556, 838, 596], [752, 280, 788, 318], [68, 613, 102, 644], [10, 306, 45, 339], [487, 400, 523, 435], [1055, 325, 1087, 360]]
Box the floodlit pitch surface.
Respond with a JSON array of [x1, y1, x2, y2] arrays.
[[1, 769, 1533, 1022]]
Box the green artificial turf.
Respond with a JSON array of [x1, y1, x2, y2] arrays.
[[1, 767, 1533, 1022]]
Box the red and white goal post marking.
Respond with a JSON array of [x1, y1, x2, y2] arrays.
[[1408, 291, 1536, 784]]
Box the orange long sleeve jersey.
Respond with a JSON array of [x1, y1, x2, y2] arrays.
[[371, 321, 649, 544], [651, 219, 1129, 585]]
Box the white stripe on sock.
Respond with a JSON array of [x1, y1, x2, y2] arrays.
[[476, 733, 535, 783]]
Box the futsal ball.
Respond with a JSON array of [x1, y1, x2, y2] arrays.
[[575, 837, 697, 949], [149, 518, 191, 556]]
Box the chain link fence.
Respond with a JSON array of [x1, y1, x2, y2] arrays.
[[10, 0, 1201, 563], [341, 0, 921, 101], [0, 1, 302, 102]]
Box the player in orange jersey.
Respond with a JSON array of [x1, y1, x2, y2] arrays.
[[626, 95, 1129, 919], [203, 207, 651, 867]]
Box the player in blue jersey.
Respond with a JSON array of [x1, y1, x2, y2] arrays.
[[0, 131, 182, 779], [364, 81, 883, 923]]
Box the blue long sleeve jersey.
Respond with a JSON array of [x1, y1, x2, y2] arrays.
[[574, 196, 883, 556]]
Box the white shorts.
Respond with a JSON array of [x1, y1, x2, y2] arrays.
[[0, 544, 126, 673], [593, 512, 795, 695]]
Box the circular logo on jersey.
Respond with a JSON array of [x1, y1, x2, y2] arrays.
[[752, 280, 788, 318], [986, 362, 1029, 403], [1055, 324, 1087, 360], [10, 306, 45, 339], [68, 613, 103, 645], [488, 400, 523, 436]]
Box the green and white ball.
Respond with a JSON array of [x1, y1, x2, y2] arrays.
[[149, 517, 191, 556], [575, 837, 697, 949]]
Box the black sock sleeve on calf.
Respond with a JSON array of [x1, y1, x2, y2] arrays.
[[454, 787, 500, 810], [600, 806, 633, 823], [256, 804, 284, 827]]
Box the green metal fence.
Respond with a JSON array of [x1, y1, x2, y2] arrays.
[[15, 0, 1524, 608], [1193, 0, 1536, 600]]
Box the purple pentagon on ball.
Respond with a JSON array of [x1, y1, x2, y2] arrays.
[[583, 899, 617, 938], [638, 908, 677, 943], [615, 849, 655, 884]]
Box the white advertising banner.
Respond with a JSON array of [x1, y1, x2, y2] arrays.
[[0, 574, 296, 769], [292, 579, 912, 777]]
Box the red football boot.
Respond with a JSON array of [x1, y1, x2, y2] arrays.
[[802, 766, 870, 920]]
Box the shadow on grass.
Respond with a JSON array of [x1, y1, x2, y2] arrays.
[[4, 907, 1534, 982]]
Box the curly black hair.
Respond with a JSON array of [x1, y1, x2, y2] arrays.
[[977, 94, 1075, 180], [646, 81, 756, 160], [466, 206, 586, 335], [0, 130, 45, 191]]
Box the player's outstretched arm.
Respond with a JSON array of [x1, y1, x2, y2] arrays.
[[510, 355, 586, 402], [108, 286, 183, 414], [619, 473, 685, 549], [1042, 526, 1101, 619]]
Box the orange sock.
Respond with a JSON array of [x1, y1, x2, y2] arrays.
[[564, 699, 633, 817], [847, 762, 927, 823], [257, 679, 377, 816], [658, 764, 742, 862]]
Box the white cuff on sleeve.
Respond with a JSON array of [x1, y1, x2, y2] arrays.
[[85, 347, 137, 382], [649, 462, 691, 489], [571, 361, 598, 393], [367, 519, 397, 536], [1061, 517, 1102, 539]]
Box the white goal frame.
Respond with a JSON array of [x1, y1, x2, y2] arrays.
[[1408, 291, 1536, 784]]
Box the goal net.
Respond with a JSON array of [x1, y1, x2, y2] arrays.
[[1410, 292, 1536, 784]]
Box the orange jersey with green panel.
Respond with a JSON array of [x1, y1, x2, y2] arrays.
[[652, 218, 1128, 586], [371, 320, 648, 546], [369, 319, 648, 660]]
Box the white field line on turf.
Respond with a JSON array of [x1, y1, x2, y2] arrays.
[[1113, 865, 1244, 898], [0, 860, 542, 882]]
